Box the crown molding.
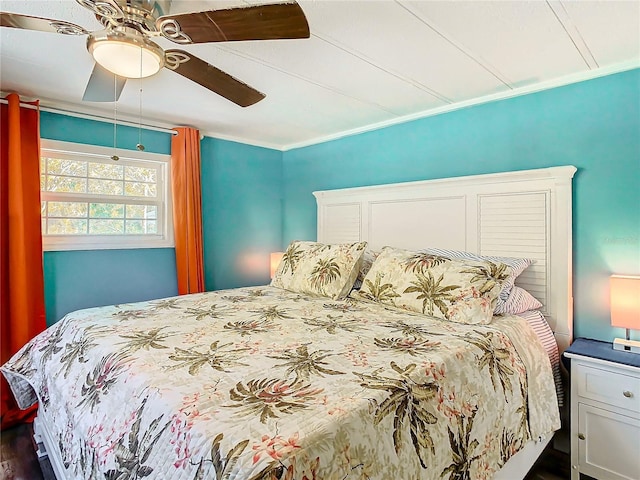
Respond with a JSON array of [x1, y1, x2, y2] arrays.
[[281, 61, 640, 152]]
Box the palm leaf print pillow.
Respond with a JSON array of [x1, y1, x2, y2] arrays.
[[271, 240, 367, 299], [419, 247, 533, 314], [354, 246, 511, 324]]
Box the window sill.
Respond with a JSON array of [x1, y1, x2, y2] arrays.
[[43, 236, 175, 252]]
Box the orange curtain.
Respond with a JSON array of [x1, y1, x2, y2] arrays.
[[171, 127, 205, 294], [0, 93, 46, 429]]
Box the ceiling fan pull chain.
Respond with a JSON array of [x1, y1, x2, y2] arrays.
[[137, 55, 145, 152], [111, 74, 119, 161]]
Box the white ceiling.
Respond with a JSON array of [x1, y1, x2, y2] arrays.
[[1, 0, 639, 150]]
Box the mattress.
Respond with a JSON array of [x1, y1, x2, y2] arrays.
[[2, 286, 560, 480]]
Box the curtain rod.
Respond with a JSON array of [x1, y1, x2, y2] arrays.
[[0, 97, 179, 136]]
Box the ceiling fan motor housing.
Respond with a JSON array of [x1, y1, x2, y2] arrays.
[[89, 0, 171, 34]]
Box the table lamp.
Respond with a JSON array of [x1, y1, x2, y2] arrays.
[[610, 274, 640, 353]]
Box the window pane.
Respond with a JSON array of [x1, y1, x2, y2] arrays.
[[40, 157, 46, 198], [90, 203, 124, 218], [126, 220, 157, 234], [48, 202, 88, 218], [89, 219, 124, 234], [40, 140, 170, 249], [89, 162, 123, 180], [47, 175, 87, 193], [125, 181, 156, 197], [46, 158, 87, 177], [125, 166, 156, 183], [88, 179, 124, 195], [48, 219, 88, 235], [126, 205, 157, 219]]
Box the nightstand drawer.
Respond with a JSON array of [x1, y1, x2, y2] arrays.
[[576, 363, 640, 414]]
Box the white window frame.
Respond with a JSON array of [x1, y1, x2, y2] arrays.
[[40, 139, 174, 251]]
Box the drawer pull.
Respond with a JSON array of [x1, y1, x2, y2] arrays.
[[578, 433, 586, 440], [623, 390, 634, 398]]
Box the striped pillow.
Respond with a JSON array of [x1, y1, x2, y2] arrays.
[[495, 285, 542, 315]]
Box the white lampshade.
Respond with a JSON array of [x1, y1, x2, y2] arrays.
[[270, 252, 284, 279], [611, 275, 640, 330], [611, 274, 640, 353]]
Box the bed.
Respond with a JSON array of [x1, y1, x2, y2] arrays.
[[1, 165, 576, 480]]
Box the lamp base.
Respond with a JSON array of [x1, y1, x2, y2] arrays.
[[613, 337, 640, 354]]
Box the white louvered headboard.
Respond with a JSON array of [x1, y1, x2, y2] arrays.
[[314, 166, 577, 352]]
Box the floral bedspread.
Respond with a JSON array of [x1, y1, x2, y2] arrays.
[[1, 286, 560, 480]]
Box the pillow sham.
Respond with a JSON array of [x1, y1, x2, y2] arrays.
[[495, 285, 543, 315], [271, 240, 367, 300], [354, 246, 510, 324], [420, 247, 533, 312]]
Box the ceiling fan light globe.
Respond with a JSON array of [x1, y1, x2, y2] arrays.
[[87, 28, 164, 79]]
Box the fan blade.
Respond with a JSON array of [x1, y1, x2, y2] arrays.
[[164, 50, 264, 107], [0, 12, 88, 35], [82, 63, 126, 102], [156, 2, 309, 44]]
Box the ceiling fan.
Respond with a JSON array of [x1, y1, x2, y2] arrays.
[[0, 0, 310, 107]]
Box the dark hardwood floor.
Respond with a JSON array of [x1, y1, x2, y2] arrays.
[[1, 422, 573, 479], [1, 423, 44, 480], [524, 445, 571, 480]]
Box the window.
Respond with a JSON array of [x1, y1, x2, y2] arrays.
[[40, 139, 173, 251]]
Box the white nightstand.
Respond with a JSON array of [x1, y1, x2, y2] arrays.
[[564, 338, 640, 480]]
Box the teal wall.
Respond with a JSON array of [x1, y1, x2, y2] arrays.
[[40, 112, 178, 325], [201, 137, 282, 290], [39, 112, 283, 325], [43, 248, 177, 324], [281, 69, 640, 343]]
